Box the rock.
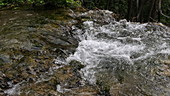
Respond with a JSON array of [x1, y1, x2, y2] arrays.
[[64, 85, 99, 96], [159, 69, 170, 76], [0, 91, 5, 96], [0, 8, 123, 96], [160, 60, 170, 65], [158, 59, 170, 77], [69, 60, 85, 70], [69, 9, 117, 24]]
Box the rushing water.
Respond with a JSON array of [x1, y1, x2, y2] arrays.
[[1, 9, 170, 95], [67, 18, 170, 95]]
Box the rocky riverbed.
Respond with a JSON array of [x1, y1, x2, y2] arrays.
[[0, 8, 170, 96]]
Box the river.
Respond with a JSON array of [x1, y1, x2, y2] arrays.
[[0, 9, 170, 96]]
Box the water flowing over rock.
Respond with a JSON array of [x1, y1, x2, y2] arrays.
[[67, 10, 170, 95], [0, 9, 170, 96]]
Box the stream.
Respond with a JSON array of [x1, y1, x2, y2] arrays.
[[0, 9, 170, 96]]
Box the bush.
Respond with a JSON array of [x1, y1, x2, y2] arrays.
[[0, 0, 81, 8]]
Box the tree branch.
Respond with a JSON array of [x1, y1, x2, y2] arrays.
[[158, 0, 170, 18]]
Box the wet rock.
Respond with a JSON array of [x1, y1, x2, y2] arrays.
[[69, 60, 85, 70], [19, 81, 61, 96], [69, 9, 118, 24], [0, 78, 9, 90], [0, 54, 11, 64], [0, 9, 93, 96], [64, 85, 99, 96], [109, 83, 146, 96], [160, 60, 170, 65], [17, 61, 97, 96], [158, 59, 170, 77], [159, 69, 170, 76]]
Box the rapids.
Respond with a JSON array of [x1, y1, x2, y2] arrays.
[[0, 9, 170, 95], [67, 18, 170, 95]]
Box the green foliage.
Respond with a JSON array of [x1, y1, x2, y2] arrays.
[[66, 0, 81, 7], [0, 0, 81, 8]]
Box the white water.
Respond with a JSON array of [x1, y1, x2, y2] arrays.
[[67, 20, 169, 82], [67, 40, 145, 83], [66, 18, 170, 95]]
